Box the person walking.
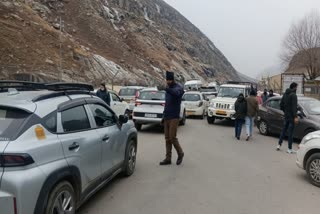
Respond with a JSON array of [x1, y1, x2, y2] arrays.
[[277, 82, 299, 154], [234, 93, 247, 140], [96, 83, 111, 106], [245, 90, 259, 141], [262, 89, 268, 103], [159, 71, 185, 166]]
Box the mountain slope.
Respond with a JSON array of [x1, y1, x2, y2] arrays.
[[0, 0, 241, 85]]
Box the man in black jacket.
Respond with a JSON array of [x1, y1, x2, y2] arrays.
[[159, 71, 185, 166], [277, 82, 298, 154], [96, 83, 111, 106]]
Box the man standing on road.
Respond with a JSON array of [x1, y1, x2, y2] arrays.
[[268, 89, 275, 98], [277, 82, 299, 154], [234, 93, 247, 140], [262, 89, 268, 103], [245, 90, 259, 141], [159, 71, 185, 166], [96, 83, 111, 106]]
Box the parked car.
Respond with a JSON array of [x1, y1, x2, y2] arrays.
[[94, 89, 130, 117], [182, 91, 209, 119], [297, 130, 320, 187], [199, 86, 218, 99], [0, 81, 137, 214], [132, 88, 186, 131], [257, 96, 320, 139], [119, 86, 145, 114]]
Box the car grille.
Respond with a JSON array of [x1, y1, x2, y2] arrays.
[[134, 112, 163, 118], [215, 103, 230, 109]]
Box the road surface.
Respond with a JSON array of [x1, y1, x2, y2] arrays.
[[79, 119, 320, 214]]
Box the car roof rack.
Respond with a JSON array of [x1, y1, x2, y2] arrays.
[[32, 90, 96, 102]]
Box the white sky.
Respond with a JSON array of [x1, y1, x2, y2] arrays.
[[164, 0, 320, 77]]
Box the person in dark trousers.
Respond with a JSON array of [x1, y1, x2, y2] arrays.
[[268, 89, 275, 98], [277, 82, 299, 154], [96, 83, 111, 106], [262, 89, 268, 103], [159, 71, 185, 166], [245, 90, 259, 141], [234, 93, 247, 140]]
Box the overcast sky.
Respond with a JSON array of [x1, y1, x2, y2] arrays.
[[164, 0, 320, 78]]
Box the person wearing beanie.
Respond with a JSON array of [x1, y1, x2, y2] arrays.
[[234, 93, 247, 140], [96, 83, 111, 106], [159, 71, 185, 166], [245, 90, 259, 141]]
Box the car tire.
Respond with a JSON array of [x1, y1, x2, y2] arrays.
[[258, 120, 269, 135], [179, 111, 186, 126], [306, 153, 320, 188], [304, 129, 316, 138], [135, 123, 142, 131], [207, 116, 215, 124], [122, 140, 137, 177], [45, 181, 76, 214]]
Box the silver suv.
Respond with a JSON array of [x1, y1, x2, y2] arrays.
[[0, 81, 138, 214]]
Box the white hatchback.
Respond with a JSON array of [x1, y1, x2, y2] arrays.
[[297, 130, 320, 187], [132, 88, 186, 131], [182, 91, 209, 119]]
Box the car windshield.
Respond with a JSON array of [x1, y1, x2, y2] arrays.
[[218, 87, 244, 98], [200, 87, 216, 92], [119, 88, 138, 96], [0, 107, 31, 141], [183, 94, 201, 101], [139, 91, 165, 100], [300, 99, 320, 115]]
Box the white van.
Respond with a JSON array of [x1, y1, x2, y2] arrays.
[[184, 79, 203, 91]]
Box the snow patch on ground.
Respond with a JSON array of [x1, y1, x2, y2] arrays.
[[143, 7, 154, 24], [155, 4, 161, 14]]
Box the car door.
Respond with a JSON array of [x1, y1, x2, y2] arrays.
[[111, 92, 126, 116], [57, 105, 102, 190], [87, 103, 126, 173], [265, 99, 284, 132]]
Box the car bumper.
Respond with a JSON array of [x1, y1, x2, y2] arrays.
[[0, 191, 16, 214], [133, 117, 162, 124], [296, 144, 308, 169], [207, 108, 235, 119], [185, 107, 204, 116]]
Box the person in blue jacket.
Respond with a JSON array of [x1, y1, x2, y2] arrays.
[[159, 71, 185, 166], [96, 83, 111, 106]]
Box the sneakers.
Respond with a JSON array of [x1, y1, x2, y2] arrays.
[[159, 159, 172, 165], [276, 145, 281, 151], [287, 149, 296, 154]]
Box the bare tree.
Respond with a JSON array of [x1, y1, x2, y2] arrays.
[[281, 11, 320, 80]]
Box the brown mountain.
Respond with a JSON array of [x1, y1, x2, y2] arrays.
[[0, 0, 242, 85]]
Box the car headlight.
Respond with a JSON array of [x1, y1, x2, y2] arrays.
[[229, 104, 234, 110], [301, 133, 320, 144], [210, 102, 215, 108]]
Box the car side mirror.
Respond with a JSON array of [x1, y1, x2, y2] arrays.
[[297, 110, 304, 118], [119, 115, 129, 124]]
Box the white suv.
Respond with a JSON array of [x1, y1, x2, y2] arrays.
[[297, 130, 320, 187], [207, 82, 254, 124]]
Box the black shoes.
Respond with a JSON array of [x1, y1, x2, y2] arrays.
[[246, 136, 250, 141], [159, 159, 172, 165], [176, 153, 184, 165]]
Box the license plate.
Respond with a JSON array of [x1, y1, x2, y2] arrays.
[[145, 113, 157, 118], [186, 111, 194, 116], [216, 110, 226, 115]]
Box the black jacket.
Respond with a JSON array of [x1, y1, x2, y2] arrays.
[[280, 88, 298, 120], [234, 99, 247, 120], [96, 89, 111, 106], [163, 83, 184, 120]]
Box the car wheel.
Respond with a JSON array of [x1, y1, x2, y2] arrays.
[[207, 116, 215, 124], [306, 153, 320, 188], [45, 181, 76, 214], [304, 129, 316, 138], [135, 123, 142, 131], [179, 111, 186, 126], [123, 140, 137, 177], [258, 120, 269, 135]]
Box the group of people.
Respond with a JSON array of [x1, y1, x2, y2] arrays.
[[234, 82, 299, 154]]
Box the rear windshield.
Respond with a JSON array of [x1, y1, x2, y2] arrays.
[[300, 99, 320, 115], [200, 87, 216, 92], [0, 107, 30, 141], [139, 91, 165, 100], [119, 88, 138, 96], [183, 94, 201, 101]]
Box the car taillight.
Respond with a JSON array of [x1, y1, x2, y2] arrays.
[[13, 197, 17, 214], [0, 154, 34, 167], [161, 103, 165, 106], [135, 102, 142, 106]]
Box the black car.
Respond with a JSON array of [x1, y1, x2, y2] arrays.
[[257, 96, 320, 139]]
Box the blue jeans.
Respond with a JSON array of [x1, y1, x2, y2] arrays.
[[245, 116, 254, 137], [235, 119, 245, 138], [278, 118, 295, 150]]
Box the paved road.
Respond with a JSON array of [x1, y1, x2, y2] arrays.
[[78, 119, 320, 214]]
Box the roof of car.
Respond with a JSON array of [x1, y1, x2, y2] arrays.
[[267, 96, 316, 101], [184, 91, 202, 95], [141, 87, 159, 92], [120, 86, 145, 89], [219, 84, 248, 88]]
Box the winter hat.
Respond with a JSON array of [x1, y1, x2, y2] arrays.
[[166, 71, 174, 81]]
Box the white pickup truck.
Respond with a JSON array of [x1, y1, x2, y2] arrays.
[[207, 82, 255, 124]]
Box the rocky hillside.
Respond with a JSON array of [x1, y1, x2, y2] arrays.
[[0, 0, 241, 85]]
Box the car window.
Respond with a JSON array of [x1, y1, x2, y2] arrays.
[[119, 88, 137, 96], [183, 94, 201, 101], [43, 111, 57, 133], [61, 106, 91, 132], [111, 93, 121, 102], [267, 100, 281, 110], [139, 91, 165, 100], [89, 104, 117, 127]]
